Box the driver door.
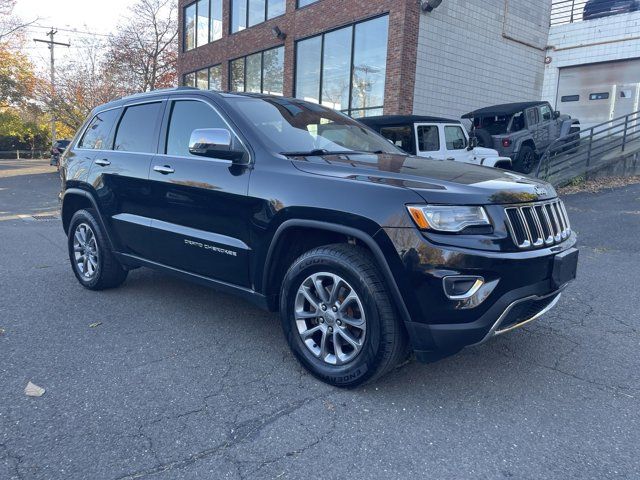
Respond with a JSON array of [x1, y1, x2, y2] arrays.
[[145, 95, 253, 287], [442, 124, 472, 163]]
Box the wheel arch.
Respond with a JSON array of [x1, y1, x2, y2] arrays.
[[262, 219, 412, 325], [61, 188, 115, 250]]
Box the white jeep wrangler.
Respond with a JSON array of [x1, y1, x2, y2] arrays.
[[359, 115, 512, 169]]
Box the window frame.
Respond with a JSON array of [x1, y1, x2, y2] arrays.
[[156, 95, 252, 164], [415, 123, 441, 153], [183, 0, 223, 52], [293, 13, 389, 118], [444, 125, 468, 151], [183, 64, 223, 90], [111, 100, 166, 154], [75, 107, 122, 151], [228, 45, 285, 95], [230, 0, 286, 35]]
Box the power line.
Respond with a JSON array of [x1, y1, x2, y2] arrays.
[[29, 24, 112, 38], [33, 29, 71, 146]]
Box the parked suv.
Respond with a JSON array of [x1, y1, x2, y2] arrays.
[[463, 102, 581, 174], [60, 89, 578, 387], [359, 115, 512, 169]]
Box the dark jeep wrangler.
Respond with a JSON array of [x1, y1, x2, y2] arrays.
[[463, 102, 581, 174], [60, 88, 578, 387]]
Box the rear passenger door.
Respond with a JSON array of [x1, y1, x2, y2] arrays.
[[88, 99, 166, 259], [145, 95, 253, 287]]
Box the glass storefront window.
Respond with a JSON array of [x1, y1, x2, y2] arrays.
[[294, 15, 389, 117], [230, 46, 284, 95], [184, 3, 196, 51], [295, 36, 321, 103], [209, 65, 223, 90], [210, 0, 222, 41], [232, 0, 286, 33]]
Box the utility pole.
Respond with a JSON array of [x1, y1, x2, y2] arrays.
[[33, 29, 70, 147]]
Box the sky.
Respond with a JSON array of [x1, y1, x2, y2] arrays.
[[13, 0, 133, 68]]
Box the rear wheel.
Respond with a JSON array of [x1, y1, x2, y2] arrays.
[[280, 244, 408, 387], [67, 209, 128, 290], [514, 145, 536, 174]]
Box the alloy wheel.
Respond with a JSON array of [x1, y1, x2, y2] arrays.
[[294, 272, 367, 365], [73, 223, 99, 279]]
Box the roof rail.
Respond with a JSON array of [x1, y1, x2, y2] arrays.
[[118, 86, 199, 102]]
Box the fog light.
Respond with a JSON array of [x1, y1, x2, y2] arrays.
[[443, 276, 484, 300]]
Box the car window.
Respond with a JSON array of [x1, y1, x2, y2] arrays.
[[526, 108, 539, 126], [166, 100, 230, 157], [417, 125, 440, 152], [113, 102, 163, 153], [540, 104, 553, 121], [510, 112, 525, 132], [78, 109, 120, 150], [379, 126, 413, 152], [444, 126, 467, 150]]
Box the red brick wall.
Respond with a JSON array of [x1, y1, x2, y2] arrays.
[[178, 0, 420, 115]]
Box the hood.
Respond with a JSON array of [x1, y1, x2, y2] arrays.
[[290, 152, 556, 205], [473, 146, 501, 157]]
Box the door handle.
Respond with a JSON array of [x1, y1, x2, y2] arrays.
[[94, 159, 111, 167], [446, 157, 455, 161], [153, 165, 175, 175]]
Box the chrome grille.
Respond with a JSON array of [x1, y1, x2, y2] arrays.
[[505, 199, 571, 249]]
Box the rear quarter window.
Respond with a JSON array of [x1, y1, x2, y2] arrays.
[[78, 109, 120, 150]]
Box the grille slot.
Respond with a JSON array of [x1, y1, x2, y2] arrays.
[[505, 199, 571, 250]]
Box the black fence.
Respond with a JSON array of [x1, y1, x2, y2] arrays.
[[550, 0, 589, 26], [536, 111, 640, 185], [0, 150, 48, 160]]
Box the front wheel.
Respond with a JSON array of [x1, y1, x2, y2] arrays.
[[280, 244, 408, 387]]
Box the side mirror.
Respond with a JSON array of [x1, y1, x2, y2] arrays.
[[554, 111, 561, 119], [188, 128, 246, 162], [468, 136, 478, 150]]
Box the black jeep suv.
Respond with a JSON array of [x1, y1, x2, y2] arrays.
[[59, 88, 578, 387]]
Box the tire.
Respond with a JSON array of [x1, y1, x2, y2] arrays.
[[280, 244, 408, 388], [513, 144, 536, 174], [67, 208, 128, 290], [473, 129, 493, 148]]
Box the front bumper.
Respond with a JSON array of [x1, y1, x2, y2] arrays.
[[380, 227, 578, 363]]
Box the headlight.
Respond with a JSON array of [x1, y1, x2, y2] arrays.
[[406, 205, 491, 232]]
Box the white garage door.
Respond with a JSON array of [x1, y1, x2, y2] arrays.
[[557, 59, 640, 129]]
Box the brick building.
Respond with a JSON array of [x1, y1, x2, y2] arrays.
[[178, 0, 552, 119]]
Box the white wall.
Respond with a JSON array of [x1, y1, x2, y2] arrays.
[[542, 12, 640, 108], [413, 0, 551, 119]]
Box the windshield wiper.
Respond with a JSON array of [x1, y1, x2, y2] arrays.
[[281, 149, 354, 157]]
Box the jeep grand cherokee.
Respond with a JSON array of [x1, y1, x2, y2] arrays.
[[59, 88, 578, 387]]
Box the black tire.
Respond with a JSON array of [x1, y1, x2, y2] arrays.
[[67, 208, 128, 290], [514, 144, 536, 174], [473, 128, 493, 148], [280, 244, 408, 388]]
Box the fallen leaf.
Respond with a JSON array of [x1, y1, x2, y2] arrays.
[[25, 382, 45, 397], [89, 322, 102, 328]]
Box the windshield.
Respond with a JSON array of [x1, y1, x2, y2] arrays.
[[230, 96, 404, 156]]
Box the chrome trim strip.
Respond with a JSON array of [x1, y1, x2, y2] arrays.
[[474, 290, 563, 345], [442, 277, 485, 301]]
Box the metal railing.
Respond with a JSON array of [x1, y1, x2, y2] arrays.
[[550, 0, 589, 26], [535, 110, 640, 185]]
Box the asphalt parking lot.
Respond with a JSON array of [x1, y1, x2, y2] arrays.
[[1, 160, 639, 479]]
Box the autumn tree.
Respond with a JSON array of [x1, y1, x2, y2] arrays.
[[105, 0, 178, 93]]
